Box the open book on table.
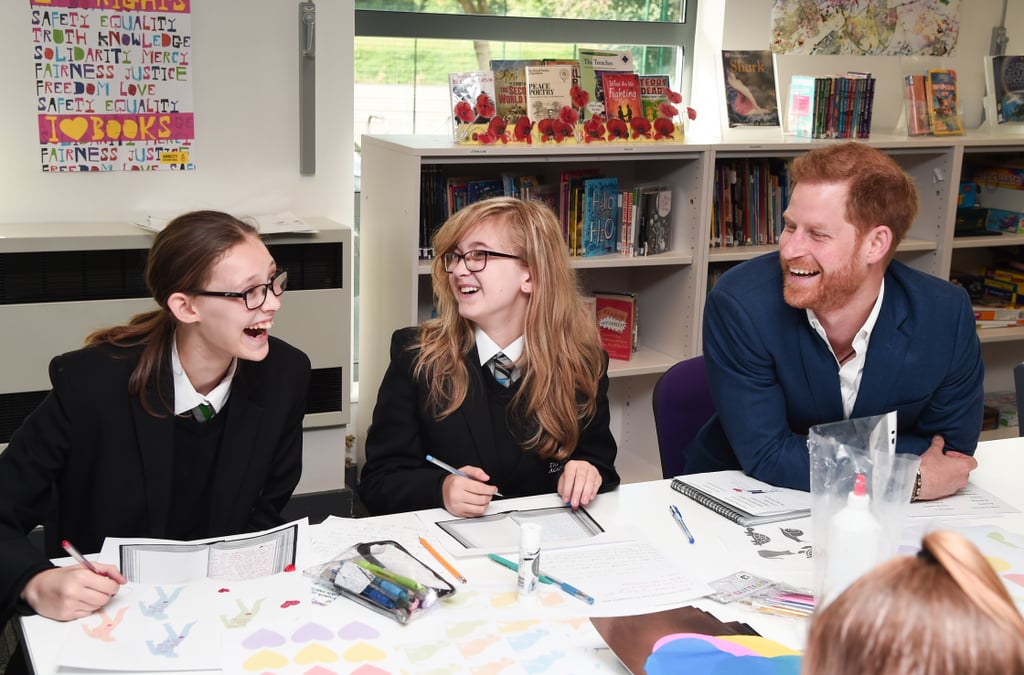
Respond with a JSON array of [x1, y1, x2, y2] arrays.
[[671, 471, 811, 526]]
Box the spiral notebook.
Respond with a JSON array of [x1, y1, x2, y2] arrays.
[[670, 471, 811, 526]]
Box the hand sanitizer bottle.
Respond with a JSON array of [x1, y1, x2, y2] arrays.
[[823, 473, 881, 607]]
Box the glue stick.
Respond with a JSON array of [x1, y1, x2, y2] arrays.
[[517, 523, 541, 603]]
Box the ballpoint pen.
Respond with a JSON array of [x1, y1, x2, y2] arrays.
[[425, 454, 504, 497], [487, 554, 594, 604], [62, 540, 107, 577], [669, 504, 695, 543]]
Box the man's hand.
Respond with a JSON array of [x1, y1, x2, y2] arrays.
[[441, 465, 498, 517], [20, 563, 126, 621], [917, 435, 978, 501], [558, 460, 602, 510]]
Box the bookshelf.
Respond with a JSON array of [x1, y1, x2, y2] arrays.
[[358, 133, 1024, 480]]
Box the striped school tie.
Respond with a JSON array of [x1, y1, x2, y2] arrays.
[[491, 352, 515, 387], [192, 402, 214, 423]]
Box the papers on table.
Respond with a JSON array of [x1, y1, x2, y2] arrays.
[[135, 211, 318, 235], [433, 505, 606, 552], [905, 482, 1020, 518]]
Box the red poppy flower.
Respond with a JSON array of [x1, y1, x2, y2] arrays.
[[487, 116, 507, 138], [583, 115, 606, 142], [653, 117, 676, 139], [686, 106, 697, 121], [659, 102, 679, 119], [454, 101, 475, 124], [606, 118, 629, 139], [475, 94, 496, 119], [513, 117, 534, 143], [474, 130, 498, 144], [559, 105, 579, 126], [630, 116, 652, 139], [664, 88, 683, 104], [553, 119, 573, 142], [570, 85, 590, 109], [537, 117, 557, 141]]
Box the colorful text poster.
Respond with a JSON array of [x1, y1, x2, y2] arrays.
[[771, 0, 960, 56], [29, 0, 194, 172]]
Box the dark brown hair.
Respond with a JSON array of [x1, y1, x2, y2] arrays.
[[86, 210, 260, 415]]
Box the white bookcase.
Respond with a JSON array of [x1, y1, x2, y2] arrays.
[[0, 217, 351, 449], [358, 133, 1024, 481]]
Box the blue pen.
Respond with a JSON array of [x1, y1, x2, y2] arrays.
[[669, 504, 695, 543], [426, 454, 504, 497]]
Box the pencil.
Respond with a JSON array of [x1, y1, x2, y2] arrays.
[[419, 536, 467, 584], [61, 540, 107, 577]]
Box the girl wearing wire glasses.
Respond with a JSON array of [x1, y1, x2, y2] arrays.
[[0, 210, 310, 627], [359, 197, 619, 517]]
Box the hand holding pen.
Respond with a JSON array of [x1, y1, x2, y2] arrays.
[[428, 455, 504, 518], [19, 541, 126, 621]]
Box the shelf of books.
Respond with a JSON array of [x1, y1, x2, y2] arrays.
[[358, 132, 1024, 477]]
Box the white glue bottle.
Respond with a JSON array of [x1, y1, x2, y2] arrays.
[[823, 472, 881, 607], [517, 523, 541, 603]]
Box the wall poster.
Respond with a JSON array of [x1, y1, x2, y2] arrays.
[[29, 0, 195, 172], [771, 0, 961, 56]]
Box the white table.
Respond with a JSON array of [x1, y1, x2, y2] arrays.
[[18, 438, 1024, 674]]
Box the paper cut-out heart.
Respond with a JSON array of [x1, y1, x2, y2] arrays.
[[302, 667, 340, 675], [342, 642, 387, 662], [218, 588, 230, 593], [295, 643, 339, 664], [59, 117, 88, 141], [292, 622, 334, 642], [350, 665, 391, 675], [337, 621, 379, 640], [242, 628, 286, 649], [280, 599, 301, 608], [242, 648, 288, 671]]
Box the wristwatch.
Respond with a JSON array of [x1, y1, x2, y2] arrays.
[[911, 469, 923, 502]]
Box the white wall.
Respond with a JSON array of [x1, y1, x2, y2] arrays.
[[691, 0, 1024, 137], [0, 1, 356, 495]]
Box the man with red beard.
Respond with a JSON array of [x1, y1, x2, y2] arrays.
[[684, 142, 982, 500]]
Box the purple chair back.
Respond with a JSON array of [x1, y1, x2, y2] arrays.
[[652, 355, 716, 479]]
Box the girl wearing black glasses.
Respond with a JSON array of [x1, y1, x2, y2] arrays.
[[359, 197, 619, 517], [0, 210, 310, 627]]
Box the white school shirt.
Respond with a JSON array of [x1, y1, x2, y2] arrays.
[[475, 327, 524, 383], [806, 279, 885, 419], [171, 335, 237, 416]]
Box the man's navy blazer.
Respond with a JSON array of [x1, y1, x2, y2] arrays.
[[0, 337, 310, 622], [685, 253, 984, 490]]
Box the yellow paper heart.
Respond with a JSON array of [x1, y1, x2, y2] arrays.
[[342, 641, 387, 662], [59, 117, 88, 141], [294, 643, 339, 664], [242, 648, 289, 671]]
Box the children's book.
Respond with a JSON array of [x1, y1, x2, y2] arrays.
[[525, 64, 574, 123], [926, 68, 963, 135], [448, 70, 496, 134], [594, 291, 638, 360], [639, 186, 672, 255], [578, 48, 634, 118], [987, 55, 1024, 124], [581, 176, 619, 256], [601, 72, 643, 124], [721, 50, 780, 128], [787, 74, 816, 138], [639, 74, 672, 123], [903, 74, 931, 135], [466, 178, 504, 204], [490, 59, 538, 125]]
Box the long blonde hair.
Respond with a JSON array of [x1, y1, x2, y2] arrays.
[[803, 530, 1024, 674], [415, 197, 606, 461]]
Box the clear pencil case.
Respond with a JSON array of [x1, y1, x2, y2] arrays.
[[308, 539, 456, 624]]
